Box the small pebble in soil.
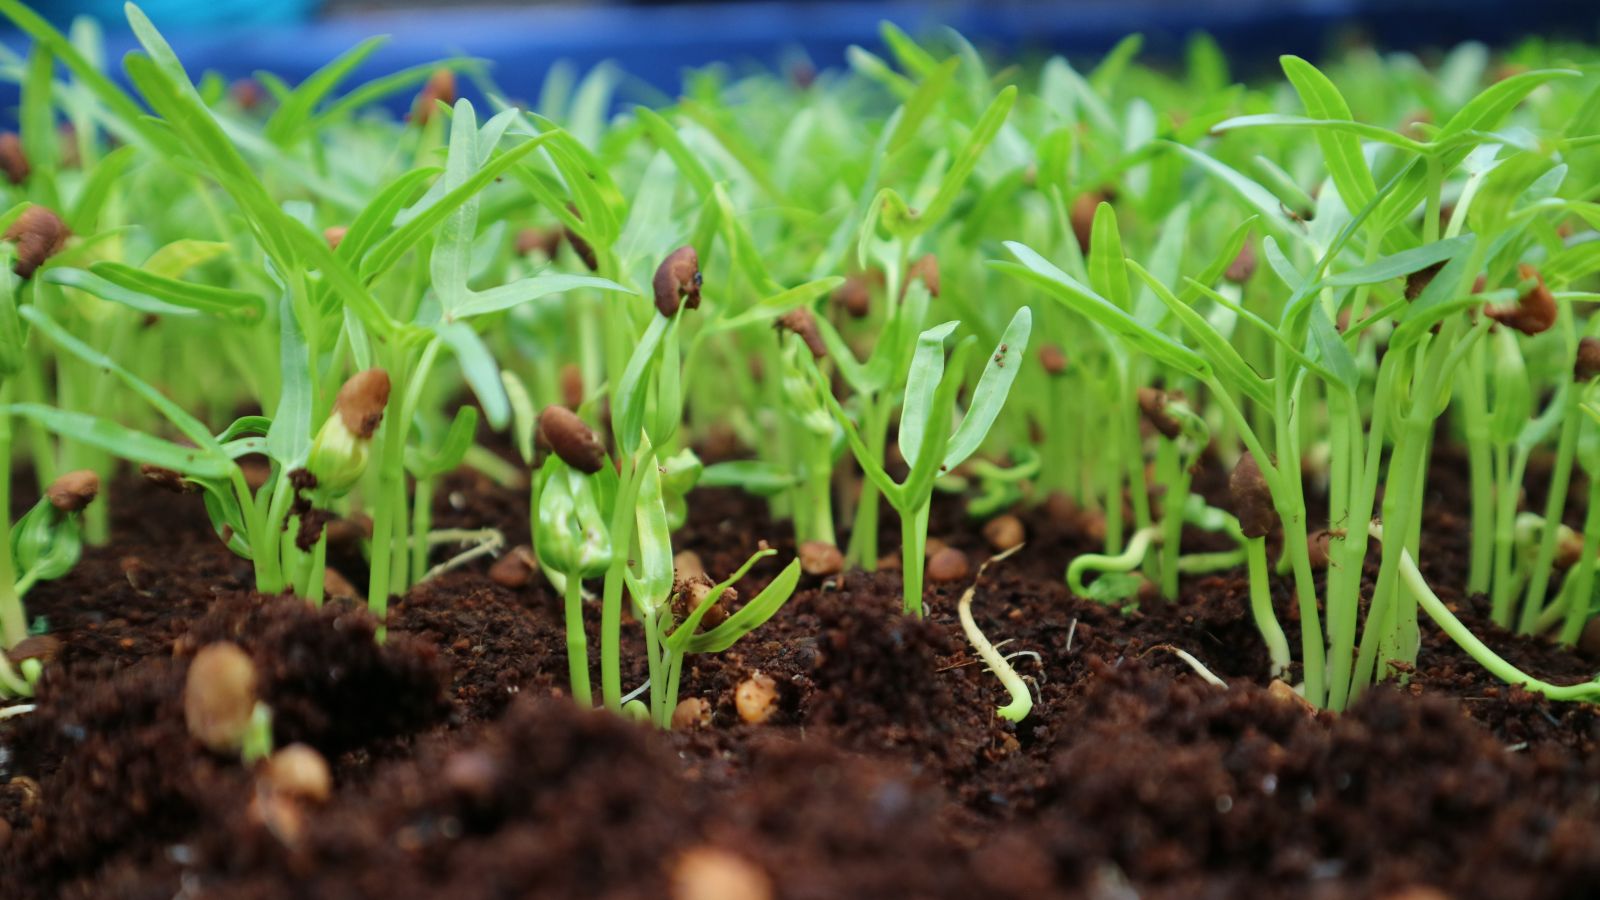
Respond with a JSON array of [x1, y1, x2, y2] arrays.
[[672, 697, 712, 730], [488, 545, 538, 588], [671, 846, 773, 900], [184, 642, 259, 754], [735, 671, 779, 725], [927, 547, 971, 583], [264, 744, 332, 803], [982, 514, 1025, 551], [1267, 679, 1316, 716], [798, 541, 844, 576]]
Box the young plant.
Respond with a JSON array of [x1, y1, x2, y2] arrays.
[[822, 306, 1031, 615]]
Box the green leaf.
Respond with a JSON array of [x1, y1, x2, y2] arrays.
[[142, 239, 231, 279], [898, 321, 960, 472], [454, 273, 631, 319], [263, 34, 388, 144], [267, 293, 312, 467], [942, 307, 1030, 470], [410, 405, 480, 478], [699, 460, 796, 495], [42, 267, 200, 318], [613, 314, 672, 455], [1324, 235, 1475, 287], [993, 242, 1208, 376], [889, 57, 960, 152], [21, 306, 222, 450], [501, 370, 536, 465], [1087, 202, 1131, 311], [1126, 260, 1271, 406], [87, 261, 265, 322], [8, 404, 231, 478], [1169, 142, 1296, 237], [435, 322, 509, 429]]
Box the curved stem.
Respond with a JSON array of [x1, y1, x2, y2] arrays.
[[1519, 397, 1580, 633], [1067, 525, 1158, 597], [1246, 537, 1291, 680], [957, 567, 1032, 722]]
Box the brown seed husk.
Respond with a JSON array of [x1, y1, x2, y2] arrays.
[[323, 226, 348, 250], [516, 226, 561, 258], [672, 574, 732, 630], [1404, 261, 1444, 301], [184, 642, 258, 754], [539, 405, 606, 474], [0, 132, 28, 185], [140, 462, 196, 493], [412, 69, 456, 125], [231, 78, 264, 111], [6, 634, 61, 666], [5, 205, 70, 279], [559, 363, 585, 409], [1230, 452, 1279, 539], [906, 253, 940, 298], [798, 540, 844, 576], [334, 369, 391, 439], [777, 308, 827, 359], [654, 246, 701, 316], [1039, 344, 1068, 375], [1224, 236, 1257, 284], [1575, 337, 1600, 382], [833, 274, 871, 318], [1136, 388, 1183, 440], [46, 469, 99, 512], [1069, 191, 1103, 254], [1487, 264, 1558, 335]]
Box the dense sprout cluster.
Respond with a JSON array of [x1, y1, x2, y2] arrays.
[[0, 3, 1598, 722]]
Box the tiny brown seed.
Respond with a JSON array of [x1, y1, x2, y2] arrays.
[[1307, 530, 1332, 569], [334, 369, 391, 439], [798, 540, 844, 576], [45, 469, 99, 512], [1267, 679, 1316, 715], [538, 405, 606, 474], [185, 642, 258, 754], [983, 514, 1025, 552], [671, 697, 712, 731], [734, 671, 779, 725], [323, 226, 348, 250], [515, 226, 561, 258], [7, 635, 61, 666], [264, 744, 332, 803], [1404, 261, 1444, 301], [231, 78, 263, 111], [1069, 192, 1103, 255], [927, 546, 971, 583], [140, 463, 196, 493], [322, 567, 362, 602]]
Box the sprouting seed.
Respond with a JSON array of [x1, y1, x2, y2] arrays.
[[45, 470, 99, 513], [5, 205, 70, 279], [1487, 264, 1557, 335], [653, 246, 702, 317], [1229, 452, 1278, 540], [538, 405, 606, 474]]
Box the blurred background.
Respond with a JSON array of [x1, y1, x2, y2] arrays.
[[8, 0, 1599, 111]]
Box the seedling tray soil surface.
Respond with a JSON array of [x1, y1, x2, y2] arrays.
[[3, 460, 1598, 900]]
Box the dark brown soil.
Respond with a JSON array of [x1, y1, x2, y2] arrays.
[[3, 451, 1600, 899]]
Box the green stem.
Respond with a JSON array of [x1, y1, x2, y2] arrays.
[[1560, 473, 1600, 645], [1462, 343, 1494, 594], [1067, 525, 1158, 597], [600, 454, 652, 712], [410, 477, 434, 587], [1349, 416, 1431, 698], [1489, 444, 1527, 626], [900, 500, 931, 616], [846, 396, 888, 570], [0, 389, 24, 650], [1396, 528, 1600, 702], [563, 568, 592, 706], [1518, 397, 1580, 633], [1246, 537, 1291, 679]]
